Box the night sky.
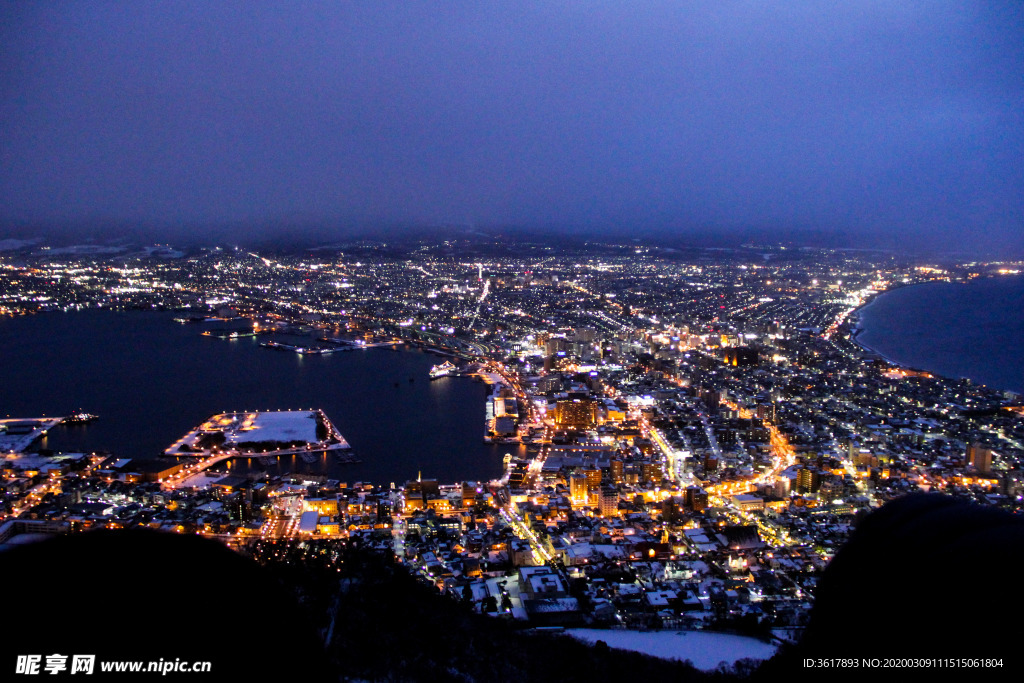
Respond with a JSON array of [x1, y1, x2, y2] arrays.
[[2, 2, 1022, 253]]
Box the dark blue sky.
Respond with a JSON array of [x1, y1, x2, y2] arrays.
[[2, 2, 1022, 253]]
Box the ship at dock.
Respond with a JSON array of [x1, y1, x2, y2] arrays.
[[429, 361, 457, 379], [62, 412, 98, 424]]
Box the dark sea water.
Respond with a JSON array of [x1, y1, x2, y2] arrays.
[[856, 274, 1024, 395], [0, 311, 515, 484]]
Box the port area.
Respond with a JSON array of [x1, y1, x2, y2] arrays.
[[424, 360, 525, 444], [201, 329, 257, 339], [165, 409, 351, 460], [260, 337, 403, 355], [1, 417, 66, 454]]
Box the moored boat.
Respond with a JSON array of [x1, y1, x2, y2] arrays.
[[429, 361, 456, 379]]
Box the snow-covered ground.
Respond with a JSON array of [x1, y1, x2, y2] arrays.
[[566, 628, 776, 671], [230, 411, 318, 444], [177, 471, 226, 489]]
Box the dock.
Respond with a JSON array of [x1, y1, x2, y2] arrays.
[[1, 417, 65, 454]]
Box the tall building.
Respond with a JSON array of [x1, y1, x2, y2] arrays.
[[554, 399, 598, 428], [461, 482, 478, 508], [573, 326, 598, 343], [774, 477, 791, 498], [1003, 469, 1024, 496], [569, 472, 589, 506], [641, 461, 663, 484], [818, 476, 843, 502], [796, 467, 821, 493], [756, 403, 777, 423], [967, 442, 993, 474], [609, 458, 624, 485], [686, 486, 708, 513], [599, 487, 619, 517], [545, 337, 567, 355], [582, 466, 602, 489]]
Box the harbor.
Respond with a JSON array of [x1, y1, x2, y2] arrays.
[[0, 310, 507, 486], [161, 409, 359, 489], [261, 340, 347, 354], [261, 337, 405, 355], [165, 408, 351, 458]]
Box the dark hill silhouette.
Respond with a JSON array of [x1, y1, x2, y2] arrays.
[[7, 493, 1021, 680], [3, 529, 716, 681], [3, 529, 331, 678], [758, 493, 1024, 677]]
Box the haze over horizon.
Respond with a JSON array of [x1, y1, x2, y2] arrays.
[[2, 2, 1022, 255]]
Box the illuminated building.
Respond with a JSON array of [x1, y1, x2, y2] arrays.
[[685, 486, 708, 512], [609, 458, 624, 485], [796, 467, 821, 493], [510, 538, 535, 567], [599, 487, 619, 517], [404, 475, 440, 510], [303, 497, 340, 515], [641, 461, 663, 484], [723, 347, 759, 367], [569, 472, 589, 505], [406, 476, 440, 497], [120, 460, 184, 483], [507, 461, 530, 489], [755, 403, 776, 422], [554, 399, 598, 428], [461, 482, 477, 507], [573, 326, 597, 343], [731, 493, 765, 512], [817, 477, 843, 502], [583, 466, 602, 488]]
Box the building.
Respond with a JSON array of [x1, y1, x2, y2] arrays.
[[609, 458, 624, 484], [304, 497, 340, 515], [121, 460, 184, 483], [569, 472, 589, 506], [298, 511, 320, 534], [796, 467, 821, 493], [723, 347, 759, 367], [461, 482, 478, 507], [686, 486, 708, 512], [967, 442, 993, 474], [518, 566, 567, 599], [554, 399, 598, 428], [599, 487, 619, 517], [404, 476, 441, 511], [641, 461, 663, 484], [731, 493, 765, 512]]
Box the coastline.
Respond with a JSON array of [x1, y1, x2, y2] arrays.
[[0, 310, 507, 484], [847, 281, 925, 366], [845, 274, 1024, 396]]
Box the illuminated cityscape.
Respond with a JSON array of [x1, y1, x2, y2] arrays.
[[2, 237, 1022, 673], [3, 1, 1022, 676]]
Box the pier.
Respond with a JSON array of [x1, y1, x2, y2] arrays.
[[260, 341, 343, 354], [164, 408, 351, 458], [162, 409, 360, 489], [1, 417, 65, 454]]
